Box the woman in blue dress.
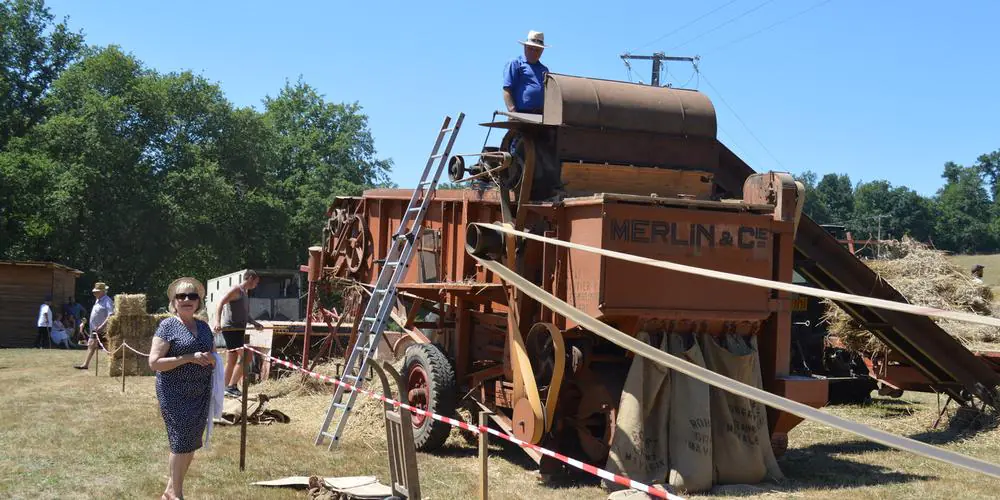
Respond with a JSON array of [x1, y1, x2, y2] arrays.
[[148, 277, 216, 500]]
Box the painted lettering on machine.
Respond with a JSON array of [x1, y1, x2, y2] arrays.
[[608, 218, 770, 250]]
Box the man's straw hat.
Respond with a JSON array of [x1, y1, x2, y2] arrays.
[[519, 30, 549, 49], [92, 282, 109, 293]]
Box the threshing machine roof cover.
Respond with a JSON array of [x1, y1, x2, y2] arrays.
[[542, 73, 717, 139]]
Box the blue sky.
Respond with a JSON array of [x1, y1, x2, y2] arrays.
[[46, 0, 1000, 197]]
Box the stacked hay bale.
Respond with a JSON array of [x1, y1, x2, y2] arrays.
[[823, 237, 1000, 353], [105, 294, 170, 377]]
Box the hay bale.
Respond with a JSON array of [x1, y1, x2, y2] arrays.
[[823, 237, 1000, 353], [114, 294, 148, 316], [103, 300, 172, 377]]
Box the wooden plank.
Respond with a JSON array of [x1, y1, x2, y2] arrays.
[[559, 162, 715, 199]]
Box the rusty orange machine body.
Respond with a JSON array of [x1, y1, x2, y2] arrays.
[[316, 74, 829, 468]]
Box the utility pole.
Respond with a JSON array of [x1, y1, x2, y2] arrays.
[[620, 52, 699, 87], [872, 214, 890, 259]]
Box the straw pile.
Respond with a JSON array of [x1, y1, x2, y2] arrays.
[[822, 237, 1000, 353], [254, 357, 399, 442], [105, 294, 170, 377]]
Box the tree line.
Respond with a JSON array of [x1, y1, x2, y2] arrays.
[[795, 149, 1000, 255], [0, 1, 392, 309]]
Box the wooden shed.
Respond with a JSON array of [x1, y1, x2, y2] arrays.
[[0, 261, 84, 348]]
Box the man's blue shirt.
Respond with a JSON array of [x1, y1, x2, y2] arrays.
[[503, 55, 548, 112]]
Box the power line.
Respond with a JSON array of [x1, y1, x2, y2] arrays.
[[668, 0, 778, 51], [629, 0, 743, 52], [699, 69, 786, 170], [705, 0, 837, 54]]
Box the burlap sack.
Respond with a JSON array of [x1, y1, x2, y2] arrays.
[[666, 333, 713, 492], [604, 332, 671, 488], [748, 335, 783, 481], [700, 333, 782, 485]]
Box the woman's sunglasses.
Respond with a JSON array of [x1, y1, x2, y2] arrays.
[[174, 293, 200, 301]]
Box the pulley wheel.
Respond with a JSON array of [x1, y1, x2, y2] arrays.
[[526, 323, 559, 385], [448, 155, 465, 182], [512, 397, 538, 444], [343, 214, 367, 274], [499, 131, 533, 191]]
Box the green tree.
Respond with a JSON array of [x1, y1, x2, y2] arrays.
[[794, 170, 832, 223], [263, 78, 393, 264], [814, 173, 854, 224], [931, 162, 994, 253], [4, 46, 262, 307], [0, 0, 84, 148], [852, 180, 933, 242]]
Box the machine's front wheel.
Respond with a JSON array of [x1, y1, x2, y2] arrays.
[[403, 343, 457, 451]]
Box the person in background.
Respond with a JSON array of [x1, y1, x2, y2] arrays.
[[972, 264, 985, 283], [212, 270, 263, 398], [66, 296, 86, 332], [50, 314, 73, 349], [75, 282, 114, 369], [148, 277, 216, 500], [35, 295, 53, 349], [502, 30, 550, 114]]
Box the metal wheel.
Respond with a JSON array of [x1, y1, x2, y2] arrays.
[[448, 155, 465, 182], [342, 214, 368, 275], [321, 209, 346, 255], [498, 131, 535, 191]]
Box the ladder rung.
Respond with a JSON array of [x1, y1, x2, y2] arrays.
[[419, 181, 433, 187], [407, 207, 421, 212], [442, 127, 455, 132], [430, 153, 445, 159], [320, 431, 337, 439], [383, 261, 399, 267], [332, 402, 350, 410], [363, 316, 377, 321]]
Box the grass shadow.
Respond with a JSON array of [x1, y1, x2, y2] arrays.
[[804, 408, 1000, 457], [774, 448, 934, 492]]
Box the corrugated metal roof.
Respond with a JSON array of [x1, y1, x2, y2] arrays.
[[0, 260, 84, 276]]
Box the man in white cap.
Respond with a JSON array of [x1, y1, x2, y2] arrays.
[[503, 30, 550, 114], [75, 282, 114, 369]]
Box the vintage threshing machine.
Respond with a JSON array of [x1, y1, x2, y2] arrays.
[[316, 73, 831, 475]]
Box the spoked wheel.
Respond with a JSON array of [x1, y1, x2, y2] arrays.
[[498, 131, 534, 193], [321, 209, 347, 255], [342, 214, 368, 275], [403, 343, 457, 451]]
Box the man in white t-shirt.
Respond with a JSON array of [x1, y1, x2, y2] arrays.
[[34, 295, 53, 348], [75, 282, 114, 369]]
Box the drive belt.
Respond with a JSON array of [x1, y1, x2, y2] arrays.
[[474, 256, 1000, 479], [471, 223, 1000, 329]]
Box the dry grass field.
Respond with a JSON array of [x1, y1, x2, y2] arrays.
[[3, 349, 1000, 499], [949, 254, 1000, 296]]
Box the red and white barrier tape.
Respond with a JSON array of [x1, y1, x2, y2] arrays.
[[241, 346, 683, 500]]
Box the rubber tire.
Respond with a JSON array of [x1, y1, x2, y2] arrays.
[[403, 343, 457, 451]]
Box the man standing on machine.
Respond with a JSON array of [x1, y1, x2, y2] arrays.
[[503, 30, 550, 114], [213, 270, 263, 398]]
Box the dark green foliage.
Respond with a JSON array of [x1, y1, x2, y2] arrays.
[[0, 3, 390, 309]]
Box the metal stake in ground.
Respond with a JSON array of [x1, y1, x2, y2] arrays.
[[240, 348, 249, 471], [479, 410, 493, 500], [302, 246, 322, 373], [121, 346, 126, 392]]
